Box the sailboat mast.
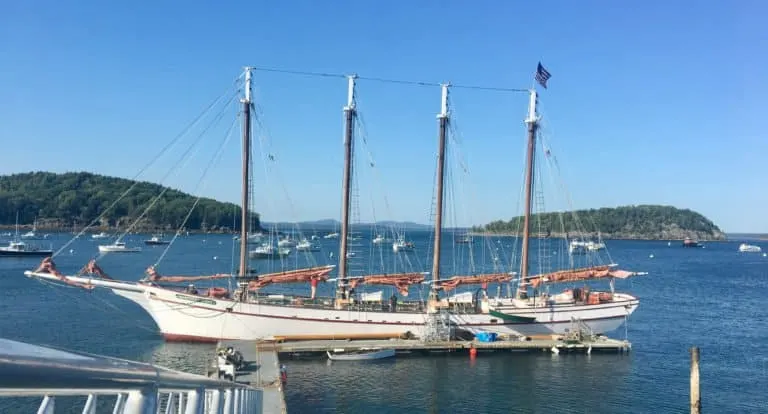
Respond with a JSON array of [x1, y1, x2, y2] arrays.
[[238, 68, 252, 277], [518, 90, 538, 297], [431, 84, 450, 283], [337, 75, 357, 300]]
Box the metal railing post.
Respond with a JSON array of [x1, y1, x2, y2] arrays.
[[82, 394, 97, 414], [208, 389, 223, 414], [222, 389, 234, 414], [123, 387, 157, 414], [37, 395, 54, 414], [184, 388, 204, 414]]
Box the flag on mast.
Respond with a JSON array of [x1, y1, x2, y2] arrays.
[[535, 62, 551, 89]]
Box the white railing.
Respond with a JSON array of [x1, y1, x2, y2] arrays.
[[0, 338, 264, 414]]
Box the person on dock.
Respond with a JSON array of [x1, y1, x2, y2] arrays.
[[389, 293, 398, 312]]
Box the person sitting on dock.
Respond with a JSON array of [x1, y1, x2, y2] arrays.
[[225, 346, 244, 370]]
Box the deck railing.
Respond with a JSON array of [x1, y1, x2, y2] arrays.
[[0, 338, 263, 414]]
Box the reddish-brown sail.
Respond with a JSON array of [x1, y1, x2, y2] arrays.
[[525, 265, 634, 288], [348, 273, 426, 296]]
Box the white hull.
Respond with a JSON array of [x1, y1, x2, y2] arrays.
[[98, 245, 142, 253], [327, 348, 395, 361], [738, 244, 762, 253], [25, 271, 638, 342]]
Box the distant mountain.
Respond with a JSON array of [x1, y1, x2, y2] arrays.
[[477, 205, 726, 241]]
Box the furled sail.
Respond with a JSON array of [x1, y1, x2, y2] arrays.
[[434, 273, 514, 292], [524, 265, 636, 288], [34, 257, 94, 290], [144, 265, 231, 283], [247, 265, 335, 291], [347, 273, 426, 296]]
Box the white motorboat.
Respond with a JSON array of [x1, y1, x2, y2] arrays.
[[738, 243, 762, 253], [249, 244, 291, 259], [392, 238, 415, 252], [97, 242, 142, 253], [296, 239, 320, 252]]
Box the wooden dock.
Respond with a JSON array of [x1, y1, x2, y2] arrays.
[[275, 335, 631, 358], [209, 340, 288, 414]]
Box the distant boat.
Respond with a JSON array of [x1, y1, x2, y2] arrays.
[[91, 232, 110, 239], [0, 241, 53, 257], [392, 238, 415, 252], [323, 232, 339, 239], [683, 237, 701, 248], [455, 234, 473, 244], [144, 235, 170, 246], [296, 239, 320, 252], [326, 348, 395, 361], [738, 243, 762, 253], [249, 243, 291, 259], [98, 241, 142, 253], [372, 234, 387, 244]]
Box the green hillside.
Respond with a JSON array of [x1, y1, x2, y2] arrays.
[[477, 205, 725, 240], [0, 172, 260, 232]]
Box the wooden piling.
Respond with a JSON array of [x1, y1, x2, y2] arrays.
[[690, 346, 700, 414]]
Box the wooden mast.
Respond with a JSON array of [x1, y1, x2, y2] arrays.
[[238, 68, 252, 277], [518, 90, 538, 298], [431, 84, 450, 284], [336, 75, 357, 303]]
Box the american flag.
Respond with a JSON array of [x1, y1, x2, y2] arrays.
[[535, 62, 551, 89]]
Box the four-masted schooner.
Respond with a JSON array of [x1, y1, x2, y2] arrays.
[[25, 65, 641, 342]]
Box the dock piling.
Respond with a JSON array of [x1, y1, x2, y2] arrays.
[[690, 346, 700, 414]]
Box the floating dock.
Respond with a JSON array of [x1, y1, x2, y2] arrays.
[[209, 340, 288, 414], [276, 335, 631, 358]]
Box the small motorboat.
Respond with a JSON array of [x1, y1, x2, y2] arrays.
[[98, 241, 142, 253], [738, 243, 762, 253], [326, 348, 396, 361], [144, 235, 170, 245], [0, 241, 53, 257]]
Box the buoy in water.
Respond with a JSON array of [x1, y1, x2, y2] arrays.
[[649, 254, 654, 258], [213, 256, 218, 260], [469, 347, 477, 357]]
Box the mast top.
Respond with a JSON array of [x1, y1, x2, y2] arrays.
[[438, 83, 450, 119], [525, 89, 539, 125], [344, 74, 357, 111], [243, 67, 253, 104]]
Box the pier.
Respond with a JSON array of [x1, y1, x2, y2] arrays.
[[210, 340, 288, 414], [275, 335, 630, 357]]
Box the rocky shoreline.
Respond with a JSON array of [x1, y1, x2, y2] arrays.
[[467, 231, 728, 241]]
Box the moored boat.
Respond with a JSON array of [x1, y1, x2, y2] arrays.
[[738, 243, 762, 253], [24, 65, 641, 342], [98, 241, 142, 253], [327, 348, 395, 361]]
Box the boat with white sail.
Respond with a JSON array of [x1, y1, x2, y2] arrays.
[[24, 65, 640, 342]]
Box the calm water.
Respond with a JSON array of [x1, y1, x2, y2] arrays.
[[0, 231, 766, 413]]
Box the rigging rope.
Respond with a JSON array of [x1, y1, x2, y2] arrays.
[[53, 80, 242, 257], [110, 91, 240, 245], [154, 116, 240, 268], [249, 66, 529, 93]]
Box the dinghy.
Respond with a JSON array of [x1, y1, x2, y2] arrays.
[[326, 348, 395, 361]]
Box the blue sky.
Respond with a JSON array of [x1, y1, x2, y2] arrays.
[[1, 1, 765, 232]]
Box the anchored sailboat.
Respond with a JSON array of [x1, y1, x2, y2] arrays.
[[24, 65, 641, 342]]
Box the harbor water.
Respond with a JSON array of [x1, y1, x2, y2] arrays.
[[0, 231, 765, 413]]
